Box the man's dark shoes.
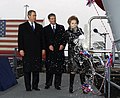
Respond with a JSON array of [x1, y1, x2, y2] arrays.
[[26, 89, 32, 91], [33, 88, 40, 91], [45, 85, 50, 89], [55, 86, 61, 90]]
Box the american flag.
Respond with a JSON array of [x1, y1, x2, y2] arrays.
[[105, 54, 113, 67], [0, 19, 44, 55]]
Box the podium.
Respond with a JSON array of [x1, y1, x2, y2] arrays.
[[0, 57, 17, 91]]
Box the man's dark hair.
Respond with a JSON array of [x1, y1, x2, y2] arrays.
[[28, 10, 36, 16], [48, 13, 56, 19]]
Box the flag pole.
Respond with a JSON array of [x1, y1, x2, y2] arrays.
[[24, 5, 29, 20]]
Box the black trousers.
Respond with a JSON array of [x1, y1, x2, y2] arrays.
[[24, 72, 39, 90], [45, 71, 62, 87]]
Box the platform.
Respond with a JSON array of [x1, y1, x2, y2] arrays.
[[0, 73, 104, 98]]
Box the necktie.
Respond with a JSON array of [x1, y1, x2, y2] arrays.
[[53, 25, 55, 33], [31, 22, 34, 31]]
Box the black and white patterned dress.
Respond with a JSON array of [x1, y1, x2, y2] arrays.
[[66, 27, 84, 72]]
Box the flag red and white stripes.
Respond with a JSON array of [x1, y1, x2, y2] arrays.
[[0, 19, 44, 55]]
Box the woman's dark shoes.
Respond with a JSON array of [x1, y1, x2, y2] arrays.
[[69, 87, 74, 93]]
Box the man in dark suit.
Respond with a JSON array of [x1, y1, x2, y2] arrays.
[[43, 13, 66, 90], [18, 10, 45, 91]]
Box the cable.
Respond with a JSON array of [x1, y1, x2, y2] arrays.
[[92, 3, 113, 43]]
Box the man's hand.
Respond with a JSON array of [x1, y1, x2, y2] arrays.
[[19, 50, 24, 56], [42, 50, 46, 60], [49, 45, 54, 51], [59, 45, 64, 51]]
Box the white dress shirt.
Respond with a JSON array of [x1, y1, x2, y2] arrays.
[[51, 24, 56, 30], [28, 21, 35, 30]]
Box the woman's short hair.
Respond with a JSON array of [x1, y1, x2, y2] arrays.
[[67, 16, 79, 25]]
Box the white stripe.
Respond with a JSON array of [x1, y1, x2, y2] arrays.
[[6, 22, 25, 25], [6, 22, 43, 25], [0, 37, 17, 40], [6, 27, 18, 30], [0, 48, 14, 51], [6, 32, 18, 35], [0, 43, 17, 45], [6, 22, 44, 31]]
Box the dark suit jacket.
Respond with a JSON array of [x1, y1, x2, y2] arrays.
[[18, 21, 45, 72], [43, 24, 66, 73]]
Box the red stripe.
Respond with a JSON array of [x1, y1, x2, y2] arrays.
[[0, 40, 17, 42], [6, 30, 18, 32], [6, 20, 27, 22], [0, 50, 21, 57], [6, 25, 19, 27], [0, 45, 17, 48], [36, 20, 44, 22], [0, 50, 15, 54], [6, 35, 18, 37]]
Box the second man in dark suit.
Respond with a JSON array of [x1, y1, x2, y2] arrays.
[[44, 13, 66, 90]]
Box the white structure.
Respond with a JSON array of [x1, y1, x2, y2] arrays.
[[102, 0, 120, 51]]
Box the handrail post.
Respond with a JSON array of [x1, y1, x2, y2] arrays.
[[88, 16, 108, 49], [104, 66, 107, 97], [108, 66, 111, 98], [13, 48, 18, 78]]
